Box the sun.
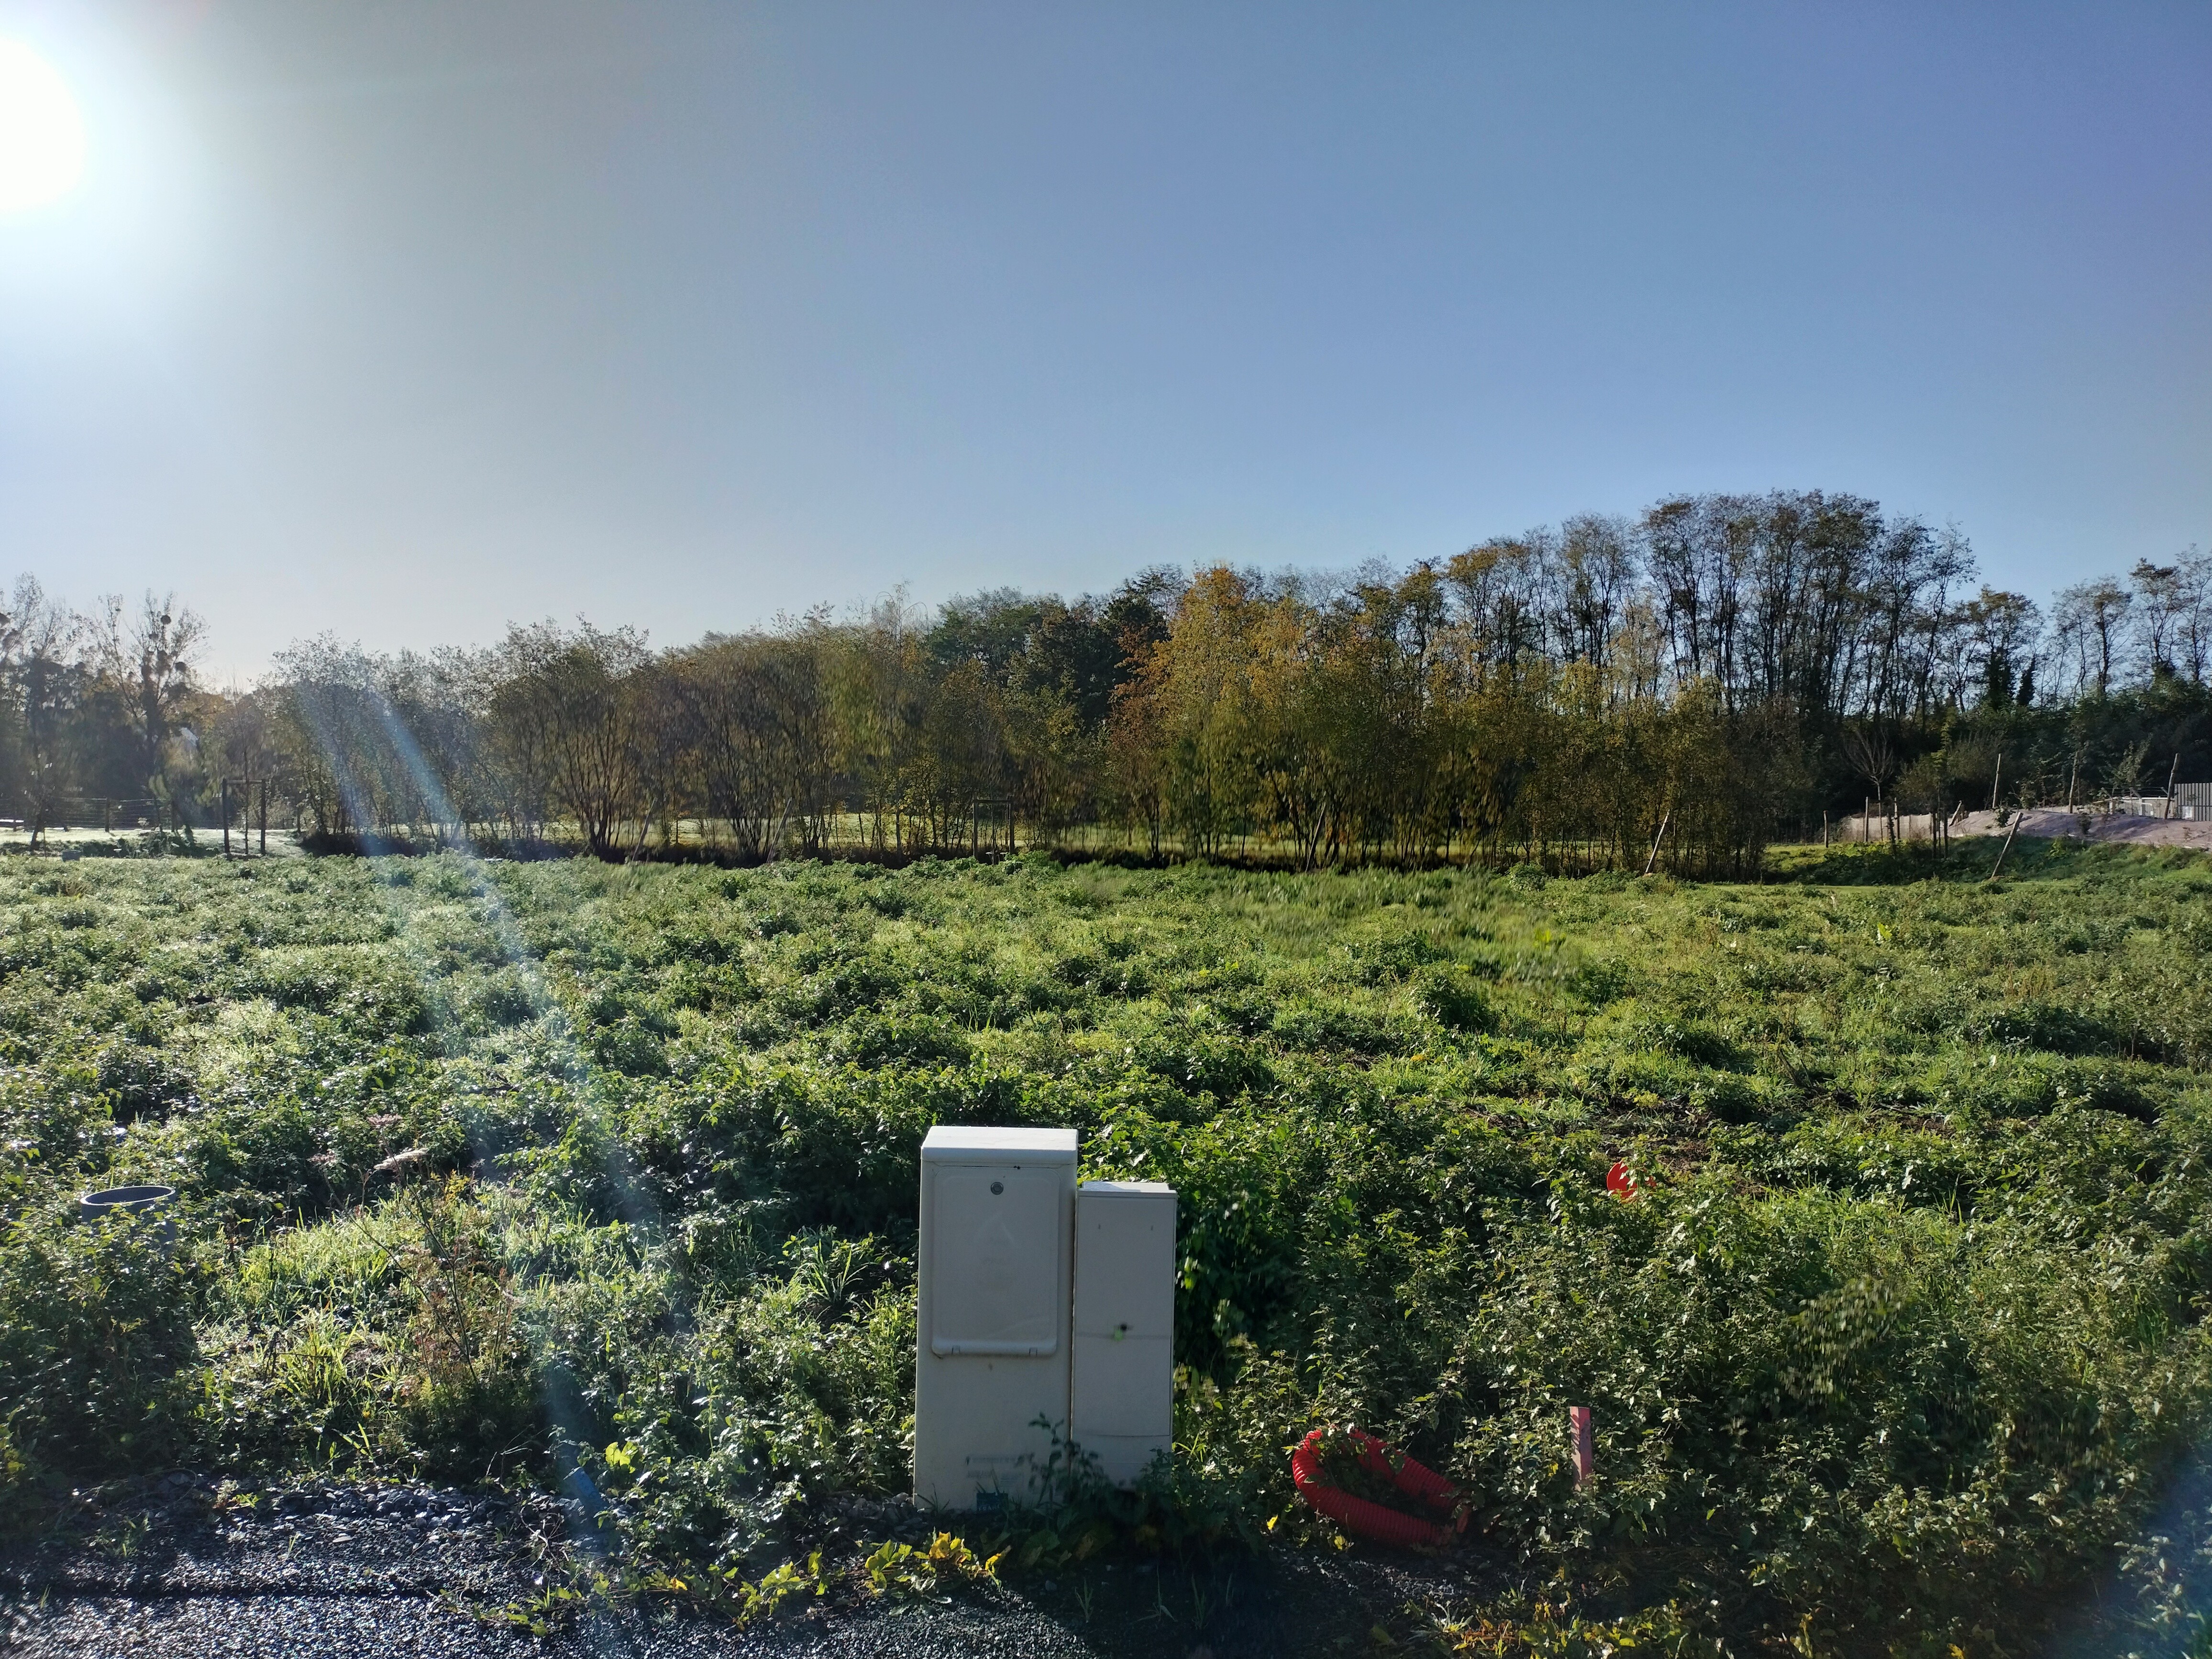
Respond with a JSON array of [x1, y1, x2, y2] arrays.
[[0, 39, 86, 214]]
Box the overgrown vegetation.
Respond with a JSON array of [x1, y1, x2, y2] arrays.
[[5, 842, 2212, 1652]]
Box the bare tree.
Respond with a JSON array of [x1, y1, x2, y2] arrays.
[[1553, 514, 1637, 674], [85, 592, 205, 804], [2180, 551, 2211, 685], [1445, 535, 1552, 683], [1643, 495, 1754, 702], [2051, 577, 2132, 697], [2149, 549, 2212, 685], [671, 630, 834, 858], [0, 577, 84, 840], [2130, 559, 2185, 678], [1956, 587, 2041, 708], [488, 622, 652, 859], [1841, 721, 1897, 805]]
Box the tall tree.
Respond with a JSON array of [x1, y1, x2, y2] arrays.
[[2052, 577, 2134, 698]]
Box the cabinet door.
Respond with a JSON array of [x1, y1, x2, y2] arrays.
[[1073, 1191, 1176, 1339], [929, 1165, 1063, 1356], [1073, 1334, 1172, 1439]]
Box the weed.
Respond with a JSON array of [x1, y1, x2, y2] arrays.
[[862, 1532, 1000, 1601]]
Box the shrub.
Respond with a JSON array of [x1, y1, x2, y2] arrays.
[[0, 1206, 199, 1481]]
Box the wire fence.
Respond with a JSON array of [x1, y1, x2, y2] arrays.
[[0, 797, 171, 834]]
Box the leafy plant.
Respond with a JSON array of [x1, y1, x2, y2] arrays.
[[862, 1531, 1000, 1600]]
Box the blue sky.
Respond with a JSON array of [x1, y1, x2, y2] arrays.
[[0, 1, 2206, 676]]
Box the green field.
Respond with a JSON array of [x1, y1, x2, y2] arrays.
[[6, 841, 2212, 1652]]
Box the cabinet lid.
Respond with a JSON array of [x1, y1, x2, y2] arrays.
[[923, 1126, 1078, 1164]]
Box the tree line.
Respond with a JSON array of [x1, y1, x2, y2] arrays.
[[5, 489, 2209, 871]]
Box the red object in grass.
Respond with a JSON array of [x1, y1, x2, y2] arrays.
[[1606, 1161, 1639, 1199], [1290, 1427, 1461, 1548]]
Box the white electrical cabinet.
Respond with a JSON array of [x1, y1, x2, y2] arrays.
[[1070, 1180, 1177, 1487], [913, 1126, 1078, 1509]]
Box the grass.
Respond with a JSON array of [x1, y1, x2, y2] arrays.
[[4, 837, 2212, 1652]]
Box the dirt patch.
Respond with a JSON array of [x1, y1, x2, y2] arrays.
[[1950, 809, 2212, 851]]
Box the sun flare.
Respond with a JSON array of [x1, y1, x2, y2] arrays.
[[0, 38, 86, 214]]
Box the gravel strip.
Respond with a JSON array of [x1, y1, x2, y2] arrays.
[[3, 1476, 1492, 1656]]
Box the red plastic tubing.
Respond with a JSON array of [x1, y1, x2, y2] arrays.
[[1290, 1427, 1460, 1548]]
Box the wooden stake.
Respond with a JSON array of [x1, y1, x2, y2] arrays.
[[1643, 809, 1671, 876], [1991, 809, 2022, 881]]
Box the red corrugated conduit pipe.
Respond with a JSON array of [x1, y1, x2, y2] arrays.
[[1289, 1427, 1462, 1548]]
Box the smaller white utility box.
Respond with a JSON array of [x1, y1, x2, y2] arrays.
[[1070, 1180, 1177, 1486], [914, 1126, 1078, 1509]]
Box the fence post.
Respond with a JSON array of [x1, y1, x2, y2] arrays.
[[221, 780, 231, 859], [1991, 809, 2023, 880]]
